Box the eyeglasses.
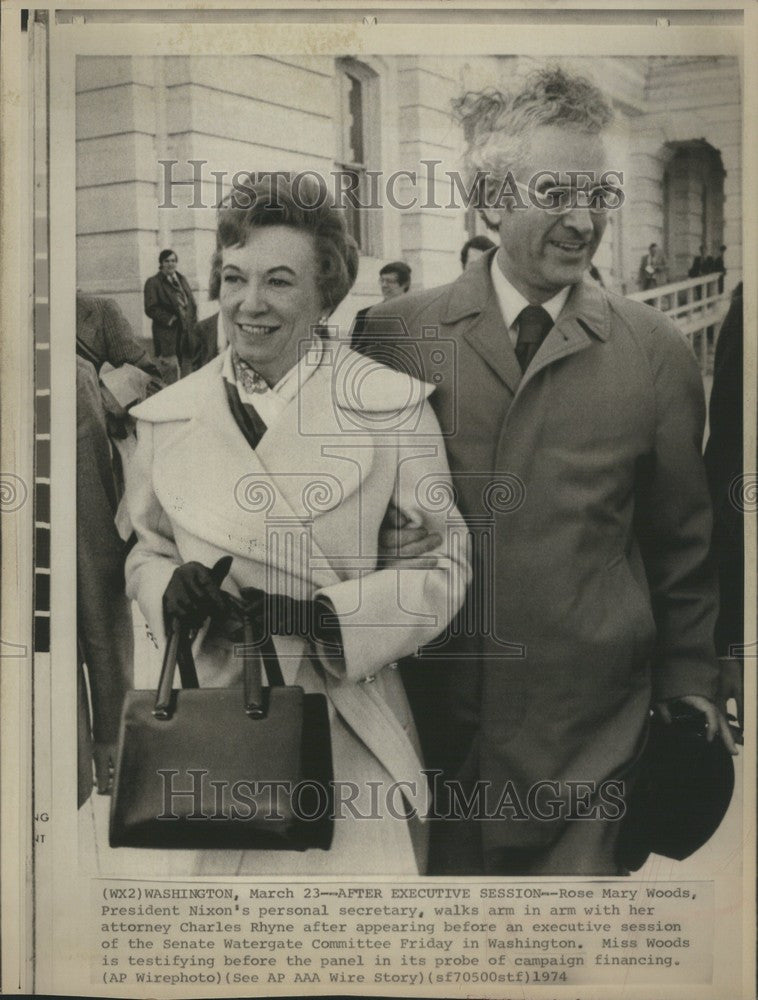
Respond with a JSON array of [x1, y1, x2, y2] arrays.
[[511, 178, 623, 215]]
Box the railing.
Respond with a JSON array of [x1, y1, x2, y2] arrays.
[[627, 273, 730, 376]]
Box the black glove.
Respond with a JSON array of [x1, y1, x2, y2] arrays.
[[232, 587, 343, 655], [163, 556, 232, 632]]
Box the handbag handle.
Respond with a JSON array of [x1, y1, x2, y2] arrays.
[[153, 616, 285, 721], [242, 620, 284, 717]]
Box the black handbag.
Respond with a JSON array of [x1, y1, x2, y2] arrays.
[[616, 702, 735, 872], [109, 618, 334, 850]]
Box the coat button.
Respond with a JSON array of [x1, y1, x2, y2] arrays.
[[388, 662, 398, 670]]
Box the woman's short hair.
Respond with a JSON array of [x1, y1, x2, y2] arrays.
[[209, 173, 359, 312]]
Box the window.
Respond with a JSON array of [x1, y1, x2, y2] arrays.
[[336, 58, 380, 255]]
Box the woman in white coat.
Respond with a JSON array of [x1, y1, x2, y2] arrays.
[[124, 175, 469, 875]]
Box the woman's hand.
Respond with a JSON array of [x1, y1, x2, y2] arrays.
[[163, 558, 231, 631]]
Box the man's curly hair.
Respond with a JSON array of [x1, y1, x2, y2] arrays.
[[452, 65, 614, 194]]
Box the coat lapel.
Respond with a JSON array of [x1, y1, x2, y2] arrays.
[[444, 251, 523, 397], [140, 346, 427, 592], [461, 293, 522, 397], [253, 361, 374, 582], [519, 278, 611, 389], [150, 360, 343, 591], [443, 256, 612, 397]]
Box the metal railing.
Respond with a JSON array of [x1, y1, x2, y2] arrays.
[[627, 274, 730, 376]]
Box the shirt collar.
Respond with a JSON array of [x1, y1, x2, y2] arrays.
[[490, 252, 572, 330]]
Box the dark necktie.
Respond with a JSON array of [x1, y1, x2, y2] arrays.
[[515, 305, 553, 373]]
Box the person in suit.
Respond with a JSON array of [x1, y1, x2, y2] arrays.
[[356, 65, 735, 876], [143, 249, 198, 383], [192, 311, 226, 369], [191, 258, 230, 369], [638, 242, 667, 290], [713, 244, 727, 294], [704, 282, 744, 737], [688, 244, 705, 279], [77, 356, 134, 806], [124, 174, 469, 874], [351, 260, 412, 347]]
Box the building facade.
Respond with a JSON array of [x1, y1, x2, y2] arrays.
[[76, 53, 742, 344]]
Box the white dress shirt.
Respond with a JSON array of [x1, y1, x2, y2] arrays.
[[490, 253, 571, 348]]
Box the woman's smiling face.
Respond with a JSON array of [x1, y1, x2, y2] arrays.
[[219, 225, 324, 386]]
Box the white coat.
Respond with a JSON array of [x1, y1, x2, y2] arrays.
[[123, 346, 469, 875]]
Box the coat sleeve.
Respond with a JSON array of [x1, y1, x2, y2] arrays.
[[101, 297, 161, 377], [314, 399, 471, 683], [634, 318, 719, 703], [123, 420, 182, 645]]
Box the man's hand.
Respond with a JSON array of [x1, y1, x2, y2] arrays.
[[145, 377, 164, 398], [100, 384, 131, 439], [93, 742, 116, 794], [377, 501, 441, 569], [657, 694, 739, 755], [717, 657, 744, 736]]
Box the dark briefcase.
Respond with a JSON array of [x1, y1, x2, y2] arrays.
[[109, 620, 334, 851]]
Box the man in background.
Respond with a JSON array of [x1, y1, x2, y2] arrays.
[[192, 311, 226, 369], [638, 241, 667, 290], [461, 234, 496, 270], [713, 244, 727, 294], [143, 249, 198, 383], [191, 259, 229, 370], [351, 260, 412, 348]]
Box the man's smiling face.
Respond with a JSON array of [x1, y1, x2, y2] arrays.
[[492, 124, 610, 303]]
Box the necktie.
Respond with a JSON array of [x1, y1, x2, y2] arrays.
[[169, 273, 187, 308], [515, 305, 553, 373]]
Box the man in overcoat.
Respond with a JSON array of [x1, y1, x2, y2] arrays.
[[76, 357, 133, 805], [143, 249, 198, 383], [357, 66, 735, 875], [192, 311, 225, 369]]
